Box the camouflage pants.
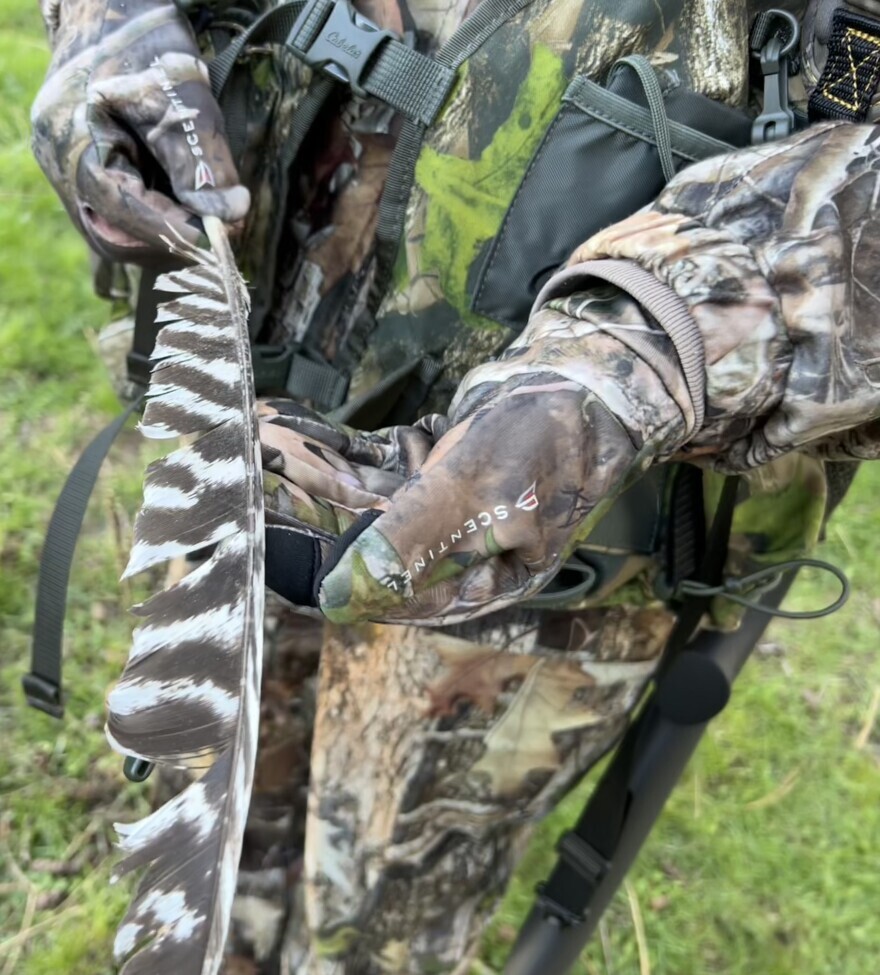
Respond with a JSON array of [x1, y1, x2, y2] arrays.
[[229, 601, 674, 974]]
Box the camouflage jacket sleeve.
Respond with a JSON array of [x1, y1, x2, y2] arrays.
[[463, 121, 880, 472]]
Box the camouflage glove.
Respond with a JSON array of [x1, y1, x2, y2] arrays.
[[259, 306, 682, 625], [32, 0, 249, 263], [259, 400, 450, 607]]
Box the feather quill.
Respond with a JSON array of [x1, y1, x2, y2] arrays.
[[105, 216, 264, 975]]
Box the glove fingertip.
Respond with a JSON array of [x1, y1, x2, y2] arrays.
[[313, 509, 383, 608]]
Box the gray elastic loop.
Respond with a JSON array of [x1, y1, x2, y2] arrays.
[[676, 558, 849, 619], [613, 55, 676, 183]]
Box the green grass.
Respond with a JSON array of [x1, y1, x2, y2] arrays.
[[1, 3, 879, 973]]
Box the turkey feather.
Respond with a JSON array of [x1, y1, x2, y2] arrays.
[[106, 217, 264, 975]]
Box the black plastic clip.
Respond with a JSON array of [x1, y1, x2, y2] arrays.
[[535, 832, 610, 926], [22, 672, 64, 719], [751, 9, 799, 143], [289, 0, 395, 95], [125, 348, 154, 389]]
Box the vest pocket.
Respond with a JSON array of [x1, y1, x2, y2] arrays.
[[470, 59, 752, 331]]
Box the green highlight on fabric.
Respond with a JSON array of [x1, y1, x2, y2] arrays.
[[315, 926, 361, 958], [321, 545, 401, 623], [321, 534, 470, 623], [704, 457, 826, 565], [414, 45, 567, 326]]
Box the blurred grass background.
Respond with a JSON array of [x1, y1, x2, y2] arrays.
[[1, 2, 878, 973]]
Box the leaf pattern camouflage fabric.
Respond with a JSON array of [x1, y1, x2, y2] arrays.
[[279, 122, 878, 629], [250, 119, 875, 975], [29, 0, 880, 972]]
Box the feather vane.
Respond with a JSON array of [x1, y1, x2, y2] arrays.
[[106, 217, 264, 975]]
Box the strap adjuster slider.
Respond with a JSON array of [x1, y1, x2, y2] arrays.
[[534, 832, 611, 926], [22, 672, 64, 719]]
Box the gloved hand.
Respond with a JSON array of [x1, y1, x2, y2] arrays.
[[563, 120, 880, 468], [31, 0, 249, 264], [265, 122, 880, 626], [259, 291, 686, 625]]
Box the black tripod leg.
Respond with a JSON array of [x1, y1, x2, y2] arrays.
[[502, 574, 794, 975]]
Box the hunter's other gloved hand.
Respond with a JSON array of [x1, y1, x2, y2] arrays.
[[32, 0, 249, 264]]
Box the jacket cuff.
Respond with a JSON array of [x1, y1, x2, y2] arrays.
[[533, 258, 705, 442]]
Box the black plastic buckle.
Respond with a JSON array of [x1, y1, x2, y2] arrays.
[[22, 672, 64, 719], [289, 0, 395, 95], [752, 9, 799, 143], [535, 832, 610, 926], [125, 348, 153, 388]]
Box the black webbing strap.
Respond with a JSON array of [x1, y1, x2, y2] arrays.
[[265, 525, 323, 607], [750, 8, 800, 66], [810, 7, 880, 122], [208, 0, 455, 126], [251, 345, 350, 408], [663, 473, 741, 654], [535, 472, 740, 925], [663, 462, 706, 595], [127, 268, 163, 388], [24, 398, 142, 718]]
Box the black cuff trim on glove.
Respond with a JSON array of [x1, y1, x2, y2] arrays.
[[265, 524, 323, 608], [312, 509, 383, 607]]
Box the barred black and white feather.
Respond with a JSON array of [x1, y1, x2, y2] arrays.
[[105, 217, 264, 975]]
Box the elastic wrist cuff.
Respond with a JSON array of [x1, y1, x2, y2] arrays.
[[533, 259, 705, 439]]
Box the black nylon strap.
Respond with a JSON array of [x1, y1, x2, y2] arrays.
[[127, 268, 164, 387], [265, 525, 323, 606], [263, 510, 382, 608], [750, 8, 799, 62], [663, 463, 706, 592], [662, 473, 740, 657], [251, 345, 350, 408], [209, 4, 306, 98], [809, 7, 880, 122], [363, 39, 456, 126], [208, 0, 455, 126], [287, 354, 349, 409], [25, 399, 142, 718], [535, 472, 740, 925]]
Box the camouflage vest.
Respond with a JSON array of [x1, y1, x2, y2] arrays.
[[209, 0, 763, 417], [105, 0, 866, 620], [163, 0, 873, 422]]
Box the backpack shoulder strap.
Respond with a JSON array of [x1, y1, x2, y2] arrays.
[[24, 399, 141, 718]]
